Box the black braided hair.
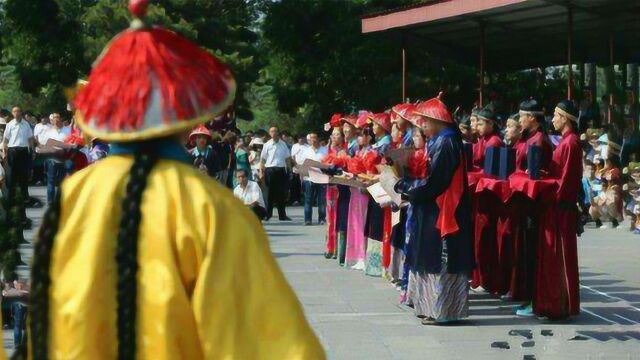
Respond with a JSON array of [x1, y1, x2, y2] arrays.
[[27, 192, 62, 360], [116, 151, 157, 360], [26, 151, 157, 360]]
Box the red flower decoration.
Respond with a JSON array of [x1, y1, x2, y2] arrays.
[[408, 149, 428, 179]]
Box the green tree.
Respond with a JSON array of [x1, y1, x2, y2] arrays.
[[1, 0, 263, 120], [1, 0, 86, 95], [259, 0, 480, 132]]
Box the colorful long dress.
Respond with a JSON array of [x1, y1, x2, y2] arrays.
[[336, 185, 351, 265], [364, 135, 391, 277], [344, 148, 370, 268], [323, 144, 348, 258]]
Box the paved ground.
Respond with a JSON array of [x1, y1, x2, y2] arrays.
[[4, 187, 640, 359], [267, 208, 640, 360]]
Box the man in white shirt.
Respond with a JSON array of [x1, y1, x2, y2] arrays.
[[1, 106, 35, 202], [34, 115, 52, 146], [260, 126, 292, 221], [301, 132, 328, 226], [233, 169, 267, 220], [40, 113, 68, 203], [289, 135, 308, 205]]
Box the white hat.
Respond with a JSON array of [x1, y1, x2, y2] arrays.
[[249, 137, 264, 147]]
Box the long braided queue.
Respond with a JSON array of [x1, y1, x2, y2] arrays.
[[27, 194, 62, 360], [116, 152, 157, 360]]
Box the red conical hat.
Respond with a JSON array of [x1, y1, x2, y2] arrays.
[[356, 111, 373, 129], [390, 103, 416, 123], [74, 0, 236, 142], [414, 94, 453, 124], [370, 112, 391, 133], [189, 124, 211, 141], [340, 114, 358, 127]]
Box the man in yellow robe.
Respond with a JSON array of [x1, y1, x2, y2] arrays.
[[44, 154, 324, 359], [18, 1, 325, 359]]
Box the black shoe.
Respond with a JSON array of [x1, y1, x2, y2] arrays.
[[265, 216, 272, 222], [595, 219, 603, 228], [280, 217, 292, 221]]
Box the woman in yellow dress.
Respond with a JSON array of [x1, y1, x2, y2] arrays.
[[18, 1, 325, 359]]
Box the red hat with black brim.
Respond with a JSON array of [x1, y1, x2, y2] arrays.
[[74, 0, 236, 143], [414, 94, 454, 125]]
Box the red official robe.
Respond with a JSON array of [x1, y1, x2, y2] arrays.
[[509, 128, 553, 300], [472, 133, 504, 169], [470, 133, 504, 292], [514, 128, 553, 171], [534, 130, 582, 319]]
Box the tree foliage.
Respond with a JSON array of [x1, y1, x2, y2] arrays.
[[0, 0, 619, 130], [1, 0, 262, 119]]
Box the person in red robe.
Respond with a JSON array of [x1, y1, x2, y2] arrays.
[[516, 99, 553, 171], [523, 100, 582, 319], [472, 108, 504, 169], [470, 108, 504, 292], [510, 99, 554, 304]]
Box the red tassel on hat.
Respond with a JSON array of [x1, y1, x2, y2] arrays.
[[74, 0, 236, 142]]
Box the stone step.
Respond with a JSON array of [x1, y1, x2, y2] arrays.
[[18, 243, 33, 265], [16, 265, 30, 281]]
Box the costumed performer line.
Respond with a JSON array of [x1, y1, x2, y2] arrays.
[[21, 1, 325, 359]]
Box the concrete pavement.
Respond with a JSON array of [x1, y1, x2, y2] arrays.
[[267, 207, 640, 360], [4, 188, 640, 359]]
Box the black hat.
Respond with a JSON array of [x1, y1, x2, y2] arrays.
[[556, 100, 578, 122], [507, 113, 520, 122], [476, 108, 495, 123], [519, 99, 544, 115], [461, 114, 471, 127]]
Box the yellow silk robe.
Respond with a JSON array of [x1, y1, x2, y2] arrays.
[[39, 155, 325, 359]]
